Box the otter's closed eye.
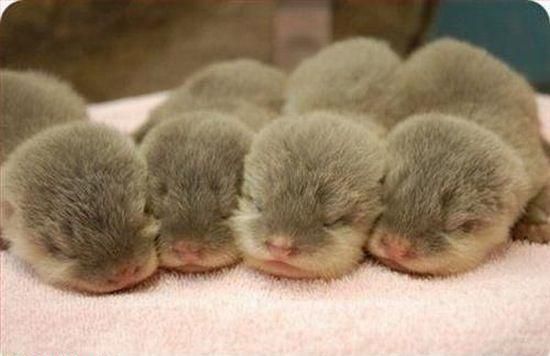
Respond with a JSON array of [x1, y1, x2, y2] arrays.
[[323, 216, 348, 228], [457, 220, 480, 234], [446, 217, 481, 234]]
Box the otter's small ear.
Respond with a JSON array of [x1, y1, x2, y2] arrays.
[[0, 200, 14, 221]]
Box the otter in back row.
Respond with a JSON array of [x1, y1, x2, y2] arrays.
[[284, 37, 401, 116], [137, 60, 286, 273], [0, 70, 88, 163], [132, 59, 286, 142]]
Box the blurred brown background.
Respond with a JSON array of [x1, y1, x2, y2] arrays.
[[0, 0, 434, 102]]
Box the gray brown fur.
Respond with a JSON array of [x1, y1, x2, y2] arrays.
[[140, 111, 253, 269], [232, 112, 386, 278], [1, 122, 158, 292], [380, 38, 548, 218], [284, 37, 401, 116], [133, 59, 286, 142], [380, 40, 544, 186], [0, 70, 88, 163], [369, 38, 549, 274], [183, 59, 287, 112]]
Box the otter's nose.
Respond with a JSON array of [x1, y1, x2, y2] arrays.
[[172, 241, 201, 263], [266, 236, 294, 259], [380, 235, 415, 261], [110, 264, 142, 285]]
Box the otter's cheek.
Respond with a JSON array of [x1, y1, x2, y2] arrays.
[[436, 227, 510, 274]]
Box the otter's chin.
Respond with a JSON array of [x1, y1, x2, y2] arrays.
[[173, 264, 217, 273], [170, 260, 238, 273], [159, 250, 240, 273], [244, 256, 319, 279], [69, 277, 143, 294], [65, 253, 159, 294], [376, 257, 414, 273]]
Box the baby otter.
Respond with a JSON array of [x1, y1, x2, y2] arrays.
[[367, 39, 549, 275], [284, 37, 401, 115], [232, 112, 386, 279], [139, 111, 252, 272], [1, 122, 159, 293]]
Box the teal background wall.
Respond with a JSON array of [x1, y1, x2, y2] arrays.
[[429, 0, 550, 93]]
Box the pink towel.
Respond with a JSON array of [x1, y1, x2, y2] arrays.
[[1, 94, 549, 355]]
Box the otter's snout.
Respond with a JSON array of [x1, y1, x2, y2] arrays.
[[369, 231, 418, 270], [265, 236, 297, 260], [172, 240, 202, 264], [379, 234, 417, 261]]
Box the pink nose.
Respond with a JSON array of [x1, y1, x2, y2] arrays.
[[380, 235, 415, 261], [266, 236, 294, 259], [110, 265, 141, 285], [172, 241, 201, 263]]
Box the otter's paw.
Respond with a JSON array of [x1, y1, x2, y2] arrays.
[[512, 219, 550, 243], [513, 183, 550, 243]]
